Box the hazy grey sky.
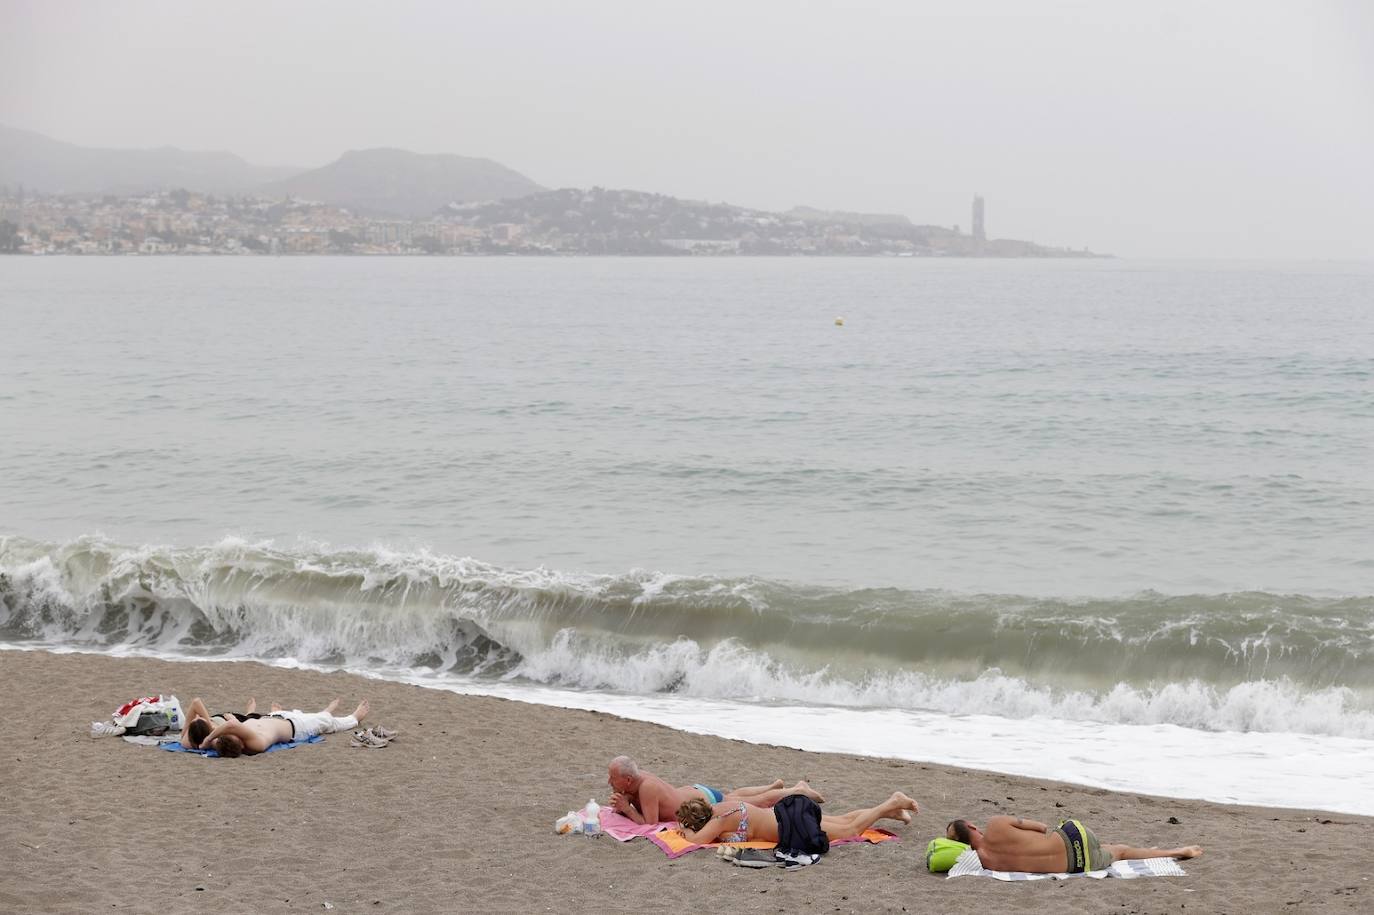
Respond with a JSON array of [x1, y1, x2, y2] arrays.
[[3, 0, 1372, 258]]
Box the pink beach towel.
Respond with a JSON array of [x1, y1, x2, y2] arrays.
[[599, 809, 677, 841]]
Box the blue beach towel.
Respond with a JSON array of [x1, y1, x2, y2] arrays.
[[161, 734, 324, 757]]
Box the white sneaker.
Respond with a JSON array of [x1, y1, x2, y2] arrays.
[[90, 721, 126, 738]]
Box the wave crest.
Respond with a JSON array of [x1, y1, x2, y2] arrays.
[[2, 533, 1372, 738]]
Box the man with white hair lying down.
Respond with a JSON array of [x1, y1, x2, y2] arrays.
[[606, 755, 824, 824]]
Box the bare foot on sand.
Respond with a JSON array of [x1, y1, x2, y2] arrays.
[[271, 702, 283, 712], [352, 699, 369, 723], [1172, 846, 1203, 860], [323, 698, 340, 715], [246, 698, 257, 714], [769, 779, 785, 790], [791, 780, 826, 805]]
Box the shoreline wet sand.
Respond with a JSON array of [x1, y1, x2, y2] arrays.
[[4, 648, 1370, 913]]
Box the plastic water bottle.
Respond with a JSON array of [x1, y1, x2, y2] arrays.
[[582, 799, 602, 837]]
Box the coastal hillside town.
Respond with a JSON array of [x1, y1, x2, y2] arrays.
[[0, 186, 1098, 257]]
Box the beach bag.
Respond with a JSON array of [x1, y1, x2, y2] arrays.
[[925, 837, 970, 872], [111, 695, 184, 735], [774, 794, 829, 856], [124, 711, 178, 736]]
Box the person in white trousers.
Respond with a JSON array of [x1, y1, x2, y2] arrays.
[[199, 698, 369, 757]]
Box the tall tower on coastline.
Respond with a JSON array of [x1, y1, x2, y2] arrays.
[[972, 195, 986, 253]]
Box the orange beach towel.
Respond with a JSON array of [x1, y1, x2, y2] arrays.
[[648, 827, 898, 859]]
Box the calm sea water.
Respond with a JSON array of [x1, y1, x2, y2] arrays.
[[3, 257, 1372, 811]]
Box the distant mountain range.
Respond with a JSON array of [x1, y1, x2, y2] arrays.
[[0, 124, 299, 195], [0, 125, 544, 217], [0, 125, 1096, 255], [260, 147, 543, 218]]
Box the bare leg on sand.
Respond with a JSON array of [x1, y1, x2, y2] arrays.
[[820, 792, 919, 840], [727, 779, 786, 799], [727, 780, 825, 806], [1103, 843, 1203, 863]]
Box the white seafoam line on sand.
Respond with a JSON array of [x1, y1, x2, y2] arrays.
[[28, 643, 1374, 816], [359, 665, 1374, 817]]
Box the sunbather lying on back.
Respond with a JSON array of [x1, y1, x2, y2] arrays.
[[183, 696, 264, 748], [198, 698, 369, 757]]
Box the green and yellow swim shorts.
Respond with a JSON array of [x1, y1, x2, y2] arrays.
[[1053, 819, 1106, 873]]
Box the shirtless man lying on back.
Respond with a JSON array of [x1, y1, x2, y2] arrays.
[[606, 755, 824, 824], [199, 698, 369, 757], [183, 696, 262, 748]]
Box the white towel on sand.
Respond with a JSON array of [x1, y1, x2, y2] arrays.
[[947, 849, 1187, 881], [121, 734, 181, 746]]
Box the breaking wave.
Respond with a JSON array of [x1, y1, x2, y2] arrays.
[[3, 534, 1372, 738]]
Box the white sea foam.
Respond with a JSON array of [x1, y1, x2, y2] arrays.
[[0, 554, 77, 638], [4, 534, 1373, 740], [498, 630, 1374, 739], [428, 679, 1374, 817], [9, 638, 1370, 815]]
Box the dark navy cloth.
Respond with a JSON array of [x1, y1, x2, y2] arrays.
[[772, 794, 829, 857]]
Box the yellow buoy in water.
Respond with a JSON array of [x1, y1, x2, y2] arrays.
[[834, 316, 845, 326]]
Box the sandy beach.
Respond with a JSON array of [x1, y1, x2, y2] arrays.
[[3, 648, 1370, 914]]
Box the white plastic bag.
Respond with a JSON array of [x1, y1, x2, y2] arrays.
[[555, 811, 583, 835]]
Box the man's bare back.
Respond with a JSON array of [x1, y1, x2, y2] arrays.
[[607, 756, 819, 825], [973, 816, 1070, 871], [948, 814, 1202, 873], [612, 770, 702, 824]]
